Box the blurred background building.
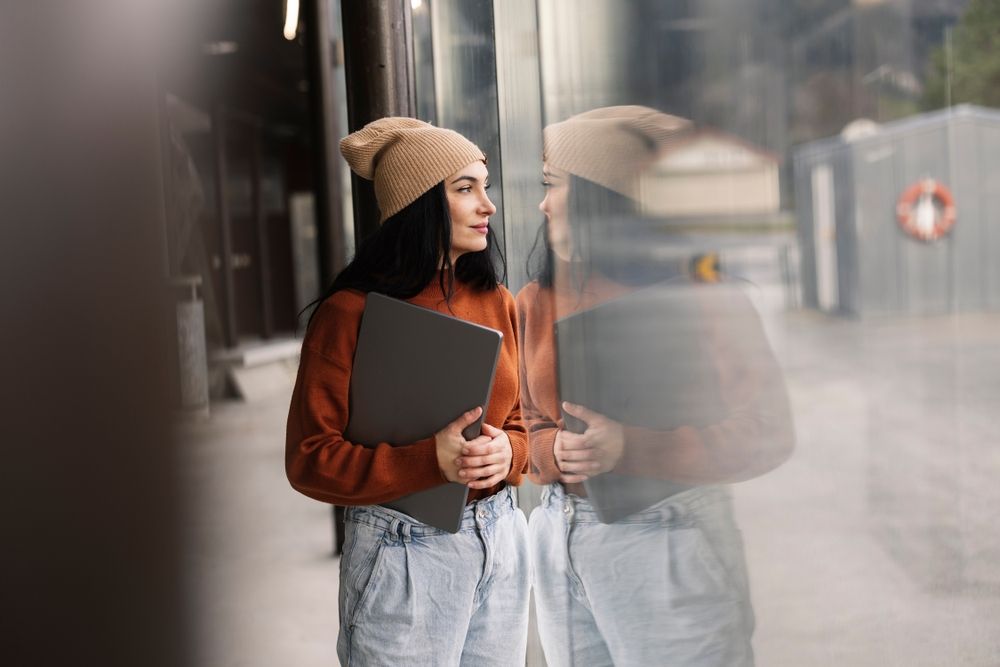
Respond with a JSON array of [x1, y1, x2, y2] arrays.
[[796, 105, 1000, 317]]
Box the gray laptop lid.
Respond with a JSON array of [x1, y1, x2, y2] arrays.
[[344, 292, 503, 533], [555, 281, 730, 523]]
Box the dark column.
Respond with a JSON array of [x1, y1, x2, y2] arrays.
[[159, 95, 178, 278], [340, 0, 417, 240], [212, 106, 238, 348], [250, 124, 274, 339], [1, 2, 191, 664]]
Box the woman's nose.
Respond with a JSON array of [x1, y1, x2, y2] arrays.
[[538, 194, 547, 215], [480, 194, 497, 216]]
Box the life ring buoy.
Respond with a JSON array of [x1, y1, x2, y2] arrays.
[[691, 252, 721, 283], [895, 178, 956, 242]]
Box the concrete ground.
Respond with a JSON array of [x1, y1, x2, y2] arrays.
[[178, 302, 1000, 666], [179, 393, 340, 667], [736, 309, 1000, 666]]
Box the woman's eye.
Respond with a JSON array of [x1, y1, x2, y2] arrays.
[[484, 183, 492, 191], [458, 186, 472, 193], [541, 180, 552, 188]]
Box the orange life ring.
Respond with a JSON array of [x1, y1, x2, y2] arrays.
[[895, 178, 956, 242], [691, 252, 721, 283]]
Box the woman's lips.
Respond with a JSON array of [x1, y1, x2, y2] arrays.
[[472, 224, 489, 234]]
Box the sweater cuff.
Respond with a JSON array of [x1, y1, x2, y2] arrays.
[[528, 428, 562, 485], [504, 429, 529, 486], [400, 436, 447, 488]]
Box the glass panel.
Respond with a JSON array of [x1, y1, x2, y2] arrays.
[[426, 0, 507, 255], [412, 0, 437, 125], [501, 0, 1000, 664], [492, 1, 546, 295]]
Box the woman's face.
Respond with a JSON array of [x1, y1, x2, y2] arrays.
[[539, 163, 572, 261], [445, 160, 496, 264]]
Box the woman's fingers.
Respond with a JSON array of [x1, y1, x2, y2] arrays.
[[457, 453, 504, 470], [449, 406, 482, 433], [460, 461, 507, 478], [562, 401, 602, 425], [466, 467, 508, 489], [556, 447, 598, 463], [557, 458, 601, 474], [480, 422, 502, 438], [453, 423, 511, 487], [457, 442, 509, 468], [461, 435, 498, 456], [461, 434, 493, 452], [459, 461, 509, 486], [435, 408, 486, 483], [557, 431, 589, 450]]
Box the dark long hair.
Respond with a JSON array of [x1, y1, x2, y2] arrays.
[[305, 182, 505, 328], [526, 174, 636, 289]]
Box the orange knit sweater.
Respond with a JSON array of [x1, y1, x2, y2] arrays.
[[286, 278, 528, 507]]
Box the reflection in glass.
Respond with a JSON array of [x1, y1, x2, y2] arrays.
[[508, 1, 1000, 664], [426, 0, 506, 250], [516, 106, 794, 665]]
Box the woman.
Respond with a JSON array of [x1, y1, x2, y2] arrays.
[[286, 117, 529, 666], [517, 106, 795, 666]]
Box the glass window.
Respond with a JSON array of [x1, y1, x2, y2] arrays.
[[503, 0, 1000, 664]]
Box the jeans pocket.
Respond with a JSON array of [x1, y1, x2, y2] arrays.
[[666, 524, 741, 604], [340, 522, 389, 630], [699, 521, 750, 598], [350, 540, 388, 629]]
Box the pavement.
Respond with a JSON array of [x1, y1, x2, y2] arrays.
[[735, 308, 1000, 666], [177, 295, 1000, 666], [179, 392, 340, 667]]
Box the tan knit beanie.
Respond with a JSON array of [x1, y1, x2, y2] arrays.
[[543, 106, 692, 198], [339, 117, 486, 222]]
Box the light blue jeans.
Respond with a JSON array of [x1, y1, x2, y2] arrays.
[[529, 484, 755, 666], [337, 486, 530, 666]]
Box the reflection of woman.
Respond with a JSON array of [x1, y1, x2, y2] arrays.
[[517, 107, 794, 666], [286, 118, 530, 665]]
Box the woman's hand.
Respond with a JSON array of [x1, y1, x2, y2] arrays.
[[435, 407, 487, 483], [553, 430, 589, 484], [456, 423, 512, 490], [554, 402, 625, 481]]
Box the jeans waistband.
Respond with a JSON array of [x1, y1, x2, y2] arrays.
[[539, 482, 729, 525], [346, 485, 517, 539]]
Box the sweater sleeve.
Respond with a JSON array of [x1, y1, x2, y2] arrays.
[[502, 399, 529, 486], [285, 292, 445, 506], [499, 288, 529, 486], [521, 369, 562, 486], [516, 286, 564, 485], [612, 285, 795, 484]]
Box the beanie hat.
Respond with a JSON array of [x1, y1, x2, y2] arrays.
[[543, 106, 692, 199], [339, 117, 486, 222]]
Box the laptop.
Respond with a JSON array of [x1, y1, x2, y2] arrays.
[[555, 281, 732, 523], [344, 292, 503, 533]]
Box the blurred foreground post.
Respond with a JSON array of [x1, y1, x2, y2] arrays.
[[0, 1, 193, 665]]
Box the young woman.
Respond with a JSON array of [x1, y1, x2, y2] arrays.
[[516, 106, 795, 666], [286, 117, 529, 666]]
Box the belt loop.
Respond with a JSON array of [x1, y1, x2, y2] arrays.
[[665, 503, 678, 524], [388, 518, 411, 544], [673, 491, 695, 523]]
